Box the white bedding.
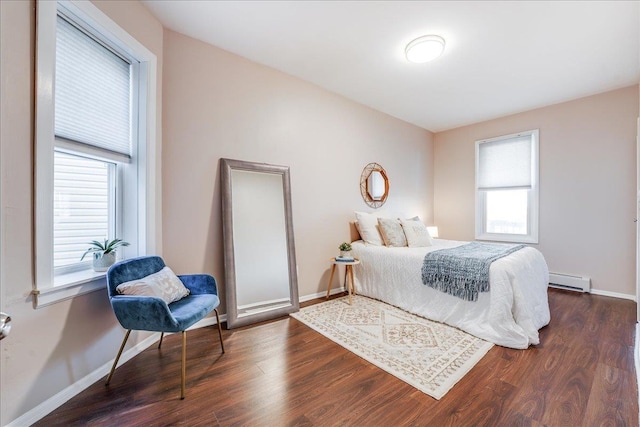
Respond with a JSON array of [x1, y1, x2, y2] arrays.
[[351, 239, 550, 349]]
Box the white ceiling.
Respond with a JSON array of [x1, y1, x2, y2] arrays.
[[142, 1, 640, 132]]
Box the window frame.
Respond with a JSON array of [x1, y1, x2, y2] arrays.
[[34, 0, 159, 308], [475, 129, 539, 244]]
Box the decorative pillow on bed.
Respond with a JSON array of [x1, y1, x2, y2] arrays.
[[354, 211, 386, 245], [116, 266, 190, 304], [377, 217, 408, 247], [400, 217, 433, 247]]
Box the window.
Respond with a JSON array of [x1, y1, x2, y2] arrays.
[[35, 0, 158, 307], [475, 130, 539, 243]]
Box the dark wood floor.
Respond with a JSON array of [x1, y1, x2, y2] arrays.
[[36, 288, 637, 426]]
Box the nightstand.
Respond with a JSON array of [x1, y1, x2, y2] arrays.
[[325, 257, 360, 305]]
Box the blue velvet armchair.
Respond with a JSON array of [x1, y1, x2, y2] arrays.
[[105, 256, 224, 399]]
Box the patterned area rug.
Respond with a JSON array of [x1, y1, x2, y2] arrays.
[[290, 295, 493, 399]]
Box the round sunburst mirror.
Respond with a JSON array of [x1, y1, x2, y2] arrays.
[[360, 163, 389, 209]]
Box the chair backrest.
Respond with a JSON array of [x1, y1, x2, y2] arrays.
[[106, 256, 166, 297]]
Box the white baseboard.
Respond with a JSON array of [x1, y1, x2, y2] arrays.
[[590, 288, 636, 302], [300, 286, 346, 303], [186, 312, 227, 330]]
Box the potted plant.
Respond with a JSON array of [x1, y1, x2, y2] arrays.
[[81, 238, 130, 272], [339, 242, 352, 258]]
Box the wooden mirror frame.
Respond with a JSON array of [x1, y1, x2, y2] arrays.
[[360, 162, 389, 208], [220, 158, 299, 329]]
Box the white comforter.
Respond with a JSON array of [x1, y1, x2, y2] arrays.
[[351, 239, 550, 349]]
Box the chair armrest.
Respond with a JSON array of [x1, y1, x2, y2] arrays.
[[178, 274, 218, 296], [110, 296, 179, 332]]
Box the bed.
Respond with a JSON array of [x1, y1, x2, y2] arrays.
[[350, 239, 550, 349]]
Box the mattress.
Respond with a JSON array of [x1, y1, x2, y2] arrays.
[[351, 239, 550, 349]]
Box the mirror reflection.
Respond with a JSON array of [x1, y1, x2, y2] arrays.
[[231, 170, 291, 315], [221, 159, 299, 329], [367, 171, 385, 201]]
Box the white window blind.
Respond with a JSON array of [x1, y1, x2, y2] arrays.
[[53, 152, 112, 270], [52, 13, 128, 273], [477, 135, 532, 190], [55, 15, 131, 158]]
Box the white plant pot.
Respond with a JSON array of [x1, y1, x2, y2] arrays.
[[340, 250, 352, 258], [93, 252, 116, 272]]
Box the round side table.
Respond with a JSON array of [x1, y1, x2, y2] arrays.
[[325, 257, 360, 305]]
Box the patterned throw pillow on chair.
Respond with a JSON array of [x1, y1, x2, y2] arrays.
[[116, 266, 190, 304]]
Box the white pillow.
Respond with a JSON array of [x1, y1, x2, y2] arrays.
[[116, 266, 190, 304], [355, 211, 386, 245], [400, 217, 433, 247], [377, 217, 407, 247]]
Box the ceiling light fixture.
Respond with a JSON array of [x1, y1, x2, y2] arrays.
[[405, 35, 445, 63]]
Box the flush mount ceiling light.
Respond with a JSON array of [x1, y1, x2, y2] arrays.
[[405, 35, 445, 63]]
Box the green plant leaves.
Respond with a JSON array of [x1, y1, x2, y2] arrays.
[[80, 238, 130, 260]]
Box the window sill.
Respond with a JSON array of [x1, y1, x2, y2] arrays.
[[33, 270, 107, 308]]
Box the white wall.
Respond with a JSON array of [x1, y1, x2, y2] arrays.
[[434, 86, 639, 296], [0, 1, 164, 424], [161, 30, 434, 310]]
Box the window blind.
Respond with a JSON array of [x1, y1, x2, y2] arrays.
[[477, 135, 532, 189], [53, 152, 111, 270], [55, 15, 131, 158]]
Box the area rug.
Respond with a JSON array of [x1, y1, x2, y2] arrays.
[[290, 295, 493, 399]]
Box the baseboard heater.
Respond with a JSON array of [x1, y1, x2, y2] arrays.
[[549, 272, 591, 293]]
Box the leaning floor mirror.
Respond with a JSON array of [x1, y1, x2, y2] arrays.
[[220, 158, 299, 329]]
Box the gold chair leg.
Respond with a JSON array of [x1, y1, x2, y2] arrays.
[[181, 331, 186, 399], [215, 309, 225, 353], [106, 329, 131, 386], [158, 332, 164, 349]]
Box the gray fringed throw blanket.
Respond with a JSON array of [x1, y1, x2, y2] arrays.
[[421, 242, 525, 301]]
